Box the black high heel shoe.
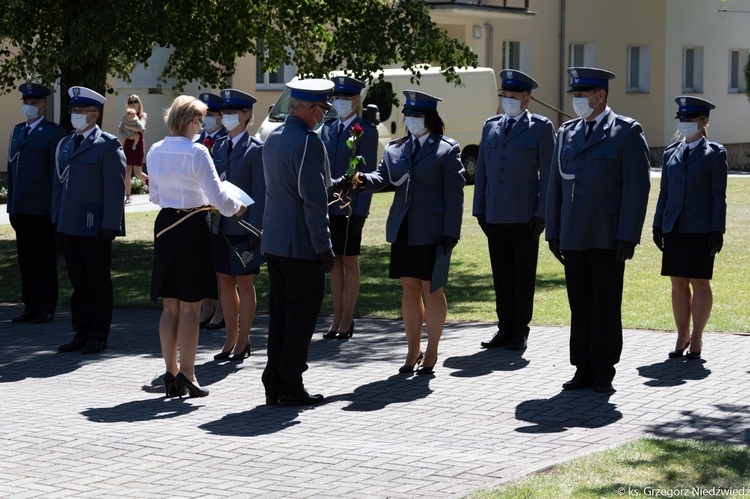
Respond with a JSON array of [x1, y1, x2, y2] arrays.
[[199, 315, 214, 329], [398, 352, 424, 374], [668, 340, 690, 358], [162, 372, 180, 397], [323, 329, 339, 339], [175, 373, 209, 398], [416, 355, 438, 375], [228, 341, 251, 361], [214, 346, 235, 361], [336, 321, 355, 339], [205, 319, 225, 331]]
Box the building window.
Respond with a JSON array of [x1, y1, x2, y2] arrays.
[[683, 46, 704, 93], [503, 41, 521, 70], [729, 49, 748, 93], [569, 42, 594, 67], [626, 45, 650, 93], [256, 40, 295, 90]]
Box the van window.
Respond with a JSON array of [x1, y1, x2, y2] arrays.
[[267, 87, 337, 123], [363, 82, 393, 122]]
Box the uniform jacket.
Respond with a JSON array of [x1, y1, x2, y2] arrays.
[[52, 126, 126, 237], [361, 132, 465, 245], [472, 110, 555, 224], [320, 117, 378, 217], [653, 138, 727, 234], [7, 118, 67, 215], [261, 115, 332, 259], [545, 109, 650, 251], [211, 131, 265, 236], [196, 127, 228, 152]]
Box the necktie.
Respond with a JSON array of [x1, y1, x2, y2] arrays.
[[683, 145, 690, 163], [339, 123, 345, 136], [24, 126, 31, 138], [584, 120, 595, 141], [504, 118, 515, 136], [228, 138, 233, 155], [411, 139, 421, 161], [74, 134, 83, 150]]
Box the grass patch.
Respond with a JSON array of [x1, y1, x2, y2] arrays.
[[470, 437, 750, 498], [1, 178, 748, 331]]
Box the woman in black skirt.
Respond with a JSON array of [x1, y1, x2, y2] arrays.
[[147, 95, 246, 397], [353, 90, 465, 374], [653, 96, 727, 360]]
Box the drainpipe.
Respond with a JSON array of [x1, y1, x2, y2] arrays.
[[559, 0, 566, 123], [483, 23, 493, 68]]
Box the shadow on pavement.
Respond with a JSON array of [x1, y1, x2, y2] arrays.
[[515, 390, 622, 433], [82, 397, 200, 423], [636, 357, 711, 387], [199, 405, 304, 437], [443, 348, 530, 377]]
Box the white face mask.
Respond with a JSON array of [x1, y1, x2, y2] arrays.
[[572, 94, 598, 119], [677, 122, 700, 139], [22, 104, 40, 120], [70, 113, 90, 131], [312, 106, 325, 132], [334, 99, 353, 118], [405, 116, 427, 136], [203, 115, 217, 131], [222, 114, 242, 132], [501, 97, 522, 117]]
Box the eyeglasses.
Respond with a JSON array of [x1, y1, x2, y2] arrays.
[[198, 119, 206, 128], [127, 99, 138, 104]]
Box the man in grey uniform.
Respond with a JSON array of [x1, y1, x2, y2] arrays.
[[261, 79, 335, 407], [474, 70, 555, 351], [546, 67, 650, 393]]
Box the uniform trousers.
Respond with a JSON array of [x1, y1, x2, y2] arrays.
[[485, 222, 538, 340], [60, 234, 113, 343], [10, 214, 58, 315], [262, 254, 325, 398], [562, 248, 624, 381]]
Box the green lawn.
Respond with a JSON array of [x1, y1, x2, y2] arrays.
[[1, 177, 748, 332]]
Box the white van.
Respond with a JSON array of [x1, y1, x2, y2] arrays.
[[254, 66, 499, 183]]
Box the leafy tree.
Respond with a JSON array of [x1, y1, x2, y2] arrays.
[[0, 0, 478, 124]]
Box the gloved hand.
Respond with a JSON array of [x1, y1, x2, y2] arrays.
[[476, 214, 488, 236], [97, 228, 117, 241], [329, 175, 350, 193], [247, 234, 260, 253], [615, 240, 635, 261], [529, 217, 545, 239], [355, 172, 367, 190], [652, 227, 664, 252], [316, 248, 335, 273], [349, 215, 366, 232], [443, 236, 459, 255], [548, 239, 564, 264], [709, 232, 723, 256]]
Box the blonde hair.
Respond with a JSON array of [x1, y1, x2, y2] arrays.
[[164, 95, 207, 136], [127, 94, 143, 114]]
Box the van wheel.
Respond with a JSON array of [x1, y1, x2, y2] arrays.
[[461, 146, 478, 184]]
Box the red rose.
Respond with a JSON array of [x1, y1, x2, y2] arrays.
[[203, 137, 214, 149], [350, 124, 363, 137]]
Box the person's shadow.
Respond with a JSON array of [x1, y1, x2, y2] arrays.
[[515, 390, 622, 433], [443, 348, 530, 378], [637, 358, 711, 387], [200, 405, 305, 437], [82, 397, 200, 423], [332, 373, 433, 412]]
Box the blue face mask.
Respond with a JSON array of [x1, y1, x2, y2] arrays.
[[501, 97, 522, 117], [677, 122, 700, 139]]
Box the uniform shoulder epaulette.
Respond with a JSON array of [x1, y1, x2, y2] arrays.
[[440, 136, 459, 147], [100, 131, 119, 141], [560, 117, 580, 129], [247, 135, 263, 147], [708, 141, 725, 153], [530, 113, 551, 124], [665, 142, 681, 152], [389, 135, 409, 146], [13, 122, 25, 129], [615, 114, 636, 125], [484, 114, 502, 125], [213, 135, 228, 144]]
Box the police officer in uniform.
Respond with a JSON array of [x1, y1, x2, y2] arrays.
[[321, 76, 378, 339], [261, 79, 335, 406], [653, 96, 727, 361], [54, 86, 126, 354], [7, 83, 67, 324], [546, 68, 650, 392], [210, 89, 265, 362], [474, 70, 555, 351], [355, 90, 465, 375]]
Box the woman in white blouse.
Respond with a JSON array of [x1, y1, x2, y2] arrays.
[[147, 95, 246, 398]]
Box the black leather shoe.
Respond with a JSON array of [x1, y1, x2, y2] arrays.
[[265, 396, 279, 406], [32, 311, 54, 324], [205, 319, 225, 330], [11, 310, 35, 323], [58, 336, 87, 353], [562, 371, 593, 390], [199, 315, 214, 329], [163, 372, 186, 397], [278, 390, 324, 407], [228, 342, 251, 361], [480, 330, 510, 348], [593, 378, 614, 393], [213, 348, 234, 361], [336, 321, 355, 339], [175, 373, 209, 398], [82, 338, 107, 354], [507, 336, 527, 350], [668, 340, 690, 358], [415, 356, 438, 375], [322, 329, 339, 339], [398, 352, 424, 374], [686, 351, 702, 360]]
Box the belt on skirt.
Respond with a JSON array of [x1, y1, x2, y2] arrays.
[[156, 206, 213, 239]]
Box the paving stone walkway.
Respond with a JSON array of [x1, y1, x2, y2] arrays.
[[1, 304, 748, 498]]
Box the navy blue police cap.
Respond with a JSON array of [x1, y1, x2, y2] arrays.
[[287, 79, 335, 110], [68, 86, 106, 109], [674, 96, 715, 118], [499, 69, 538, 93], [567, 67, 616, 92], [18, 82, 51, 100], [199, 93, 223, 112], [402, 90, 442, 114], [332, 76, 365, 97], [220, 89, 257, 110]]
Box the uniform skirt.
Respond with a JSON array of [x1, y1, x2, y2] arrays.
[[212, 233, 261, 276], [661, 231, 714, 279], [388, 216, 437, 281], [151, 207, 217, 302], [330, 214, 364, 256]]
